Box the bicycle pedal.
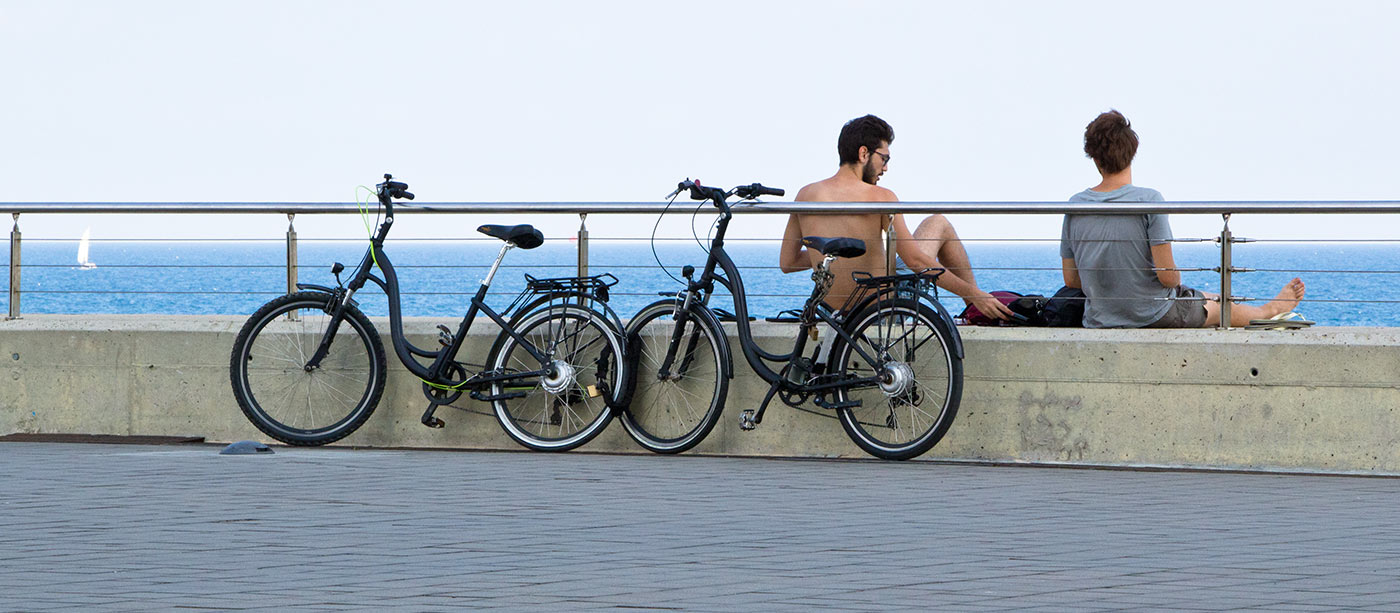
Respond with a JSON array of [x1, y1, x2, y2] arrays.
[[437, 324, 453, 347], [739, 409, 757, 431], [422, 417, 445, 429]]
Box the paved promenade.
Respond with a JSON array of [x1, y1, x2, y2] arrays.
[[2, 442, 1399, 611]]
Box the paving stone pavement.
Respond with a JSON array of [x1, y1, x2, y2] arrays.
[[3, 442, 1400, 612]]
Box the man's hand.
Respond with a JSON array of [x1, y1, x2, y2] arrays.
[[966, 291, 1015, 320]]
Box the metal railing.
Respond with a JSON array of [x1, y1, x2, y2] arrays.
[[6, 200, 1400, 328]]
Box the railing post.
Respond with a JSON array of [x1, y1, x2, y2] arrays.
[[286, 213, 298, 295], [1218, 213, 1232, 330], [885, 213, 896, 275], [577, 213, 589, 277], [8, 213, 20, 320], [286, 213, 298, 321]]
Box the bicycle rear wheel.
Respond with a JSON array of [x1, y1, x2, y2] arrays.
[[617, 300, 727, 454], [229, 291, 386, 446], [830, 298, 961, 460], [488, 303, 625, 451]]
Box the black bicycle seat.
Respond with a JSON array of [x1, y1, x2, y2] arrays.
[[477, 224, 545, 249], [802, 236, 866, 259]]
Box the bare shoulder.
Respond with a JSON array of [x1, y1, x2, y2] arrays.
[[794, 180, 833, 202], [866, 184, 898, 202]]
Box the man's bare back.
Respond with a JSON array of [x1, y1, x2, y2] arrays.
[[781, 177, 901, 307], [780, 114, 1013, 319]]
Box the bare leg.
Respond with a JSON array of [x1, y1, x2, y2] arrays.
[[912, 214, 976, 286], [1203, 278, 1305, 327]]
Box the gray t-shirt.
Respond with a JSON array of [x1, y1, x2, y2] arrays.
[[1059, 185, 1172, 328]]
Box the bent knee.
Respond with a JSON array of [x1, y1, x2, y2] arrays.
[[913, 214, 955, 239]]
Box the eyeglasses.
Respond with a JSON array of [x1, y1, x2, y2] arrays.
[[870, 150, 891, 165]]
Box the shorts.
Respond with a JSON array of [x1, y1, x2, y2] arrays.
[[1147, 285, 1208, 328]]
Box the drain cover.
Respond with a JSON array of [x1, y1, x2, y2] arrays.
[[220, 440, 274, 455]]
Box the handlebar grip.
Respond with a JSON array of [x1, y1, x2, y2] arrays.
[[734, 183, 785, 199], [379, 179, 413, 200]]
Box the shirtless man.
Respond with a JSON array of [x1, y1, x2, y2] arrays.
[[779, 114, 1012, 319]]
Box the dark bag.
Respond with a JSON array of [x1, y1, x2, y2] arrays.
[[1040, 286, 1086, 327], [959, 291, 1046, 326]]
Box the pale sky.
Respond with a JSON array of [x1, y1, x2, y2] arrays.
[[4, 0, 1399, 243]]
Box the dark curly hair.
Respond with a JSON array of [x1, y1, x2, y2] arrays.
[[1083, 110, 1138, 174], [838, 115, 894, 165]]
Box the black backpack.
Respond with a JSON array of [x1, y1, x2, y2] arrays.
[[958, 291, 1048, 326], [1040, 286, 1086, 327]]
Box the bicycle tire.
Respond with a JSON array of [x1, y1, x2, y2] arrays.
[[830, 298, 962, 460], [229, 291, 387, 446], [487, 303, 626, 452], [617, 299, 728, 454]]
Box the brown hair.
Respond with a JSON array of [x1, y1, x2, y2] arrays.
[[1083, 110, 1138, 174], [838, 115, 894, 165]]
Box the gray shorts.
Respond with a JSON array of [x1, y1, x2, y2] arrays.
[[1147, 285, 1208, 328]]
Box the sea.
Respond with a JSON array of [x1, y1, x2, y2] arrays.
[[7, 240, 1397, 326]]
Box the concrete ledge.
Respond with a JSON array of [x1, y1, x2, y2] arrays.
[[3, 315, 1398, 474]]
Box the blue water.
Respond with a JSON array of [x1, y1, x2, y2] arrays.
[[6, 240, 1397, 326]]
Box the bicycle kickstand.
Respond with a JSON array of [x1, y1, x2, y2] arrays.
[[739, 381, 781, 431], [420, 402, 445, 429]]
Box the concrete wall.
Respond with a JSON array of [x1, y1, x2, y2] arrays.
[[3, 315, 1398, 474]]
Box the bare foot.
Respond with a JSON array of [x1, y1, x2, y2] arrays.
[[1262, 277, 1304, 317]]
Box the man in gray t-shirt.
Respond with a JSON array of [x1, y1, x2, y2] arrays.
[[1062, 110, 1304, 329], [1060, 185, 1173, 328]]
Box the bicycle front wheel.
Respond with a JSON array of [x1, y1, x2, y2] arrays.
[[229, 291, 386, 446], [831, 298, 962, 460], [488, 303, 626, 452], [617, 300, 728, 454]]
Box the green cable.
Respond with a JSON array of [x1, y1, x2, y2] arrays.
[[354, 185, 381, 270]]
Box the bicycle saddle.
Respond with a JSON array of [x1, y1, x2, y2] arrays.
[[801, 236, 866, 259], [477, 224, 545, 249]]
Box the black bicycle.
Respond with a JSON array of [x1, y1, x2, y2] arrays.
[[230, 175, 627, 451], [620, 180, 964, 460]]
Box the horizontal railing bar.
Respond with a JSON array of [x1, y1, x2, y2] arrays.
[[7, 201, 1400, 215], [22, 236, 1400, 245], [1250, 269, 1400, 274], [19, 290, 1346, 301], [7, 264, 1245, 273]]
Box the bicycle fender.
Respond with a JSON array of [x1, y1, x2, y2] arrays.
[[294, 283, 360, 309], [848, 288, 963, 359], [295, 283, 336, 294], [691, 303, 735, 380], [923, 296, 964, 359], [516, 290, 626, 334], [626, 299, 734, 382]]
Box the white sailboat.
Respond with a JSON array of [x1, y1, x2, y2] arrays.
[[77, 228, 97, 270]]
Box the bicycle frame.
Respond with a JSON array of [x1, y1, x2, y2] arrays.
[[663, 199, 893, 393], [301, 196, 552, 390]]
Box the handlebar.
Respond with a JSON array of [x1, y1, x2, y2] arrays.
[[376, 173, 415, 201], [666, 179, 784, 206]]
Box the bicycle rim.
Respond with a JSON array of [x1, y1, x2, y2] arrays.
[[834, 300, 961, 460], [235, 297, 381, 444], [620, 302, 727, 453], [490, 305, 623, 451]]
